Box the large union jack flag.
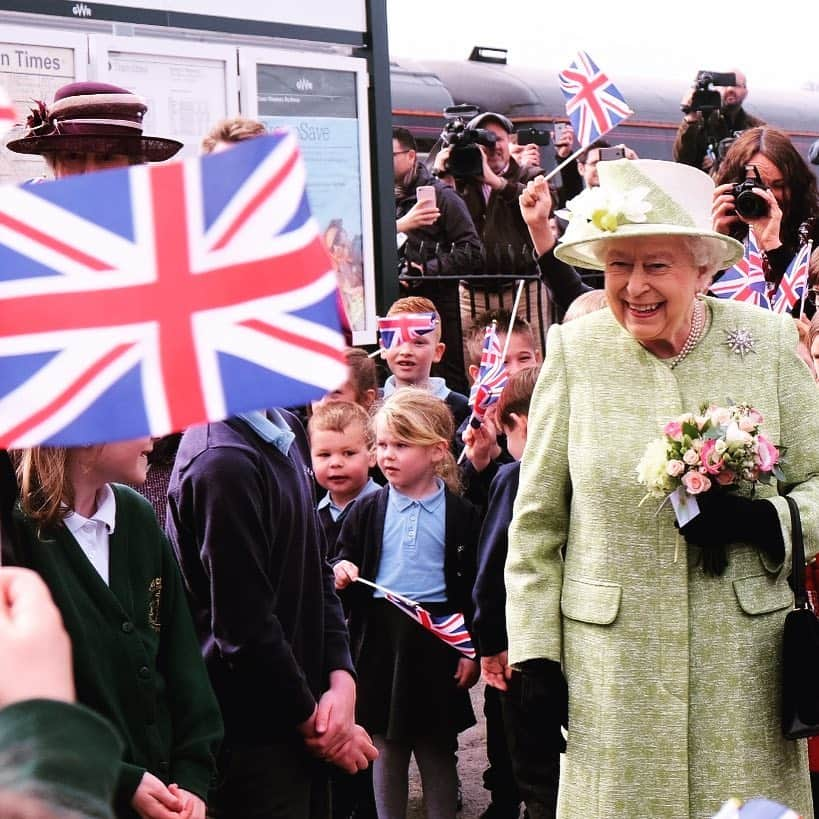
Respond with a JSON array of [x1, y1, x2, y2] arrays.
[[384, 591, 476, 659], [0, 132, 347, 448], [377, 312, 437, 350], [468, 321, 507, 428], [710, 231, 770, 308], [558, 51, 633, 147], [771, 241, 812, 315]]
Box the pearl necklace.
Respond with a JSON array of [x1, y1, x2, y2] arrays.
[[669, 299, 705, 370]]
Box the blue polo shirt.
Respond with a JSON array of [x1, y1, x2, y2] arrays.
[[317, 477, 381, 522], [374, 479, 447, 602]]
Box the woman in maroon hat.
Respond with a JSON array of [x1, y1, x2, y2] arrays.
[[7, 81, 182, 177]]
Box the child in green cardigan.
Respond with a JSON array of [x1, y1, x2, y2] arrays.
[[14, 439, 223, 819]]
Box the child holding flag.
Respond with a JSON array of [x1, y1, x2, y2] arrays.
[[332, 389, 480, 819]]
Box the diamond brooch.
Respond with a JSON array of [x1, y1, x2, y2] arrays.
[[723, 328, 756, 359]]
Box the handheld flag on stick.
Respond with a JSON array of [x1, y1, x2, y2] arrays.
[[710, 231, 770, 308], [772, 241, 812, 315], [467, 320, 508, 429], [558, 50, 633, 147], [377, 312, 438, 350], [355, 577, 476, 659], [0, 132, 348, 448]]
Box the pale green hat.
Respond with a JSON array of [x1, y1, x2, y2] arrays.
[[554, 158, 744, 271]]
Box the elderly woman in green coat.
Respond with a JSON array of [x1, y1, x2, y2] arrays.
[[506, 158, 819, 818]]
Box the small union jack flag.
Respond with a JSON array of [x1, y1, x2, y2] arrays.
[[771, 242, 811, 315], [710, 231, 770, 308], [384, 591, 476, 659], [558, 51, 633, 147], [0, 132, 347, 448], [468, 322, 507, 428], [377, 312, 438, 350]]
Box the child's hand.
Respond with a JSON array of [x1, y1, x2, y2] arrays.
[[130, 772, 185, 819], [333, 560, 359, 590], [168, 786, 204, 819], [303, 669, 356, 758], [462, 410, 501, 472], [481, 651, 512, 692], [453, 657, 480, 689], [325, 724, 379, 774]]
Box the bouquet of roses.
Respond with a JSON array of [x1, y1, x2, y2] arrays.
[[637, 402, 784, 524]]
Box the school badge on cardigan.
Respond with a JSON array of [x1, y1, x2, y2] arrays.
[[148, 577, 162, 632]]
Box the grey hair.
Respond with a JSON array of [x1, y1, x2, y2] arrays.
[[590, 234, 724, 278]]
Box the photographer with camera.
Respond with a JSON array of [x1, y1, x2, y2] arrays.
[[433, 110, 550, 354], [712, 126, 819, 314], [674, 69, 764, 172], [394, 126, 482, 394]]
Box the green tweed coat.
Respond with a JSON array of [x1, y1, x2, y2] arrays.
[[506, 296, 819, 819]]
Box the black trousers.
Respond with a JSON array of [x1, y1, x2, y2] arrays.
[[210, 740, 330, 819], [499, 670, 565, 819], [483, 684, 521, 809]]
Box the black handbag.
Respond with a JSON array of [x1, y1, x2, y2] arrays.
[[781, 495, 819, 739]]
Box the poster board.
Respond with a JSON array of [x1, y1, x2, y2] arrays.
[[89, 35, 238, 159], [0, 25, 87, 185], [239, 47, 376, 345]]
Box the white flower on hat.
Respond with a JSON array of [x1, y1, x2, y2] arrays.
[[567, 185, 652, 232]]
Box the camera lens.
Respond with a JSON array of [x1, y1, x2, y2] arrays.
[[734, 189, 768, 220]]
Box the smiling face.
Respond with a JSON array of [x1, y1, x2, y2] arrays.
[[310, 422, 375, 508], [604, 236, 711, 359], [383, 329, 445, 387], [81, 437, 154, 487]]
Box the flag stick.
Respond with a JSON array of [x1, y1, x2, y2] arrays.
[[799, 240, 814, 316], [501, 279, 525, 362], [368, 347, 382, 358], [541, 145, 587, 185], [354, 576, 421, 607]]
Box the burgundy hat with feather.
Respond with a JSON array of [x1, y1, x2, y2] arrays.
[[6, 81, 182, 161]]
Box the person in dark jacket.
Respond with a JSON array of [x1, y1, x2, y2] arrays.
[[166, 410, 377, 819], [473, 369, 566, 819], [394, 127, 482, 394]]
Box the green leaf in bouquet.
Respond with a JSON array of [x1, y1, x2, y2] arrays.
[[772, 464, 786, 481], [702, 428, 722, 440], [681, 421, 699, 439]]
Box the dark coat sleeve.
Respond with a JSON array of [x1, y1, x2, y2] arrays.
[[176, 447, 318, 729], [537, 249, 593, 310], [472, 462, 520, 657], [423, 185, 483, 276], [0, 699, 123, 819]]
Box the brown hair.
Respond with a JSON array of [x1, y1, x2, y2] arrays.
[[497, 366, 540, 428], [807, 312, 819, 350], [308, 400, 374, 449], [465, 309, 535, 366], [345, 347, 378, 405], [374, 389, 460, 493], [387, 296, 443, 342], [201, 117, 266, 153], [16, 447, 73, 534], [714, 127, 819, 251]]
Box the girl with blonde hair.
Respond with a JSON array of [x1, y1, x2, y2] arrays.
[[332, 389, 479, 819]]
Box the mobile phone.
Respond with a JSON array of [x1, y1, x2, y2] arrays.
[[416, 185, 436, 206], [599, 146, 626, 162], [553, 122, 569, 142], [516, 127, 551, 147]]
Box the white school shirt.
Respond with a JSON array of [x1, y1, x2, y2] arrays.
[[63, 484, 116, 585]]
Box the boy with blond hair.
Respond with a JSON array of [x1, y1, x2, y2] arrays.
[[381, 296, 469, 429]]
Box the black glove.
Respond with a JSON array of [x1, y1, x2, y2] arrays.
[[679, 491, 785, 576]]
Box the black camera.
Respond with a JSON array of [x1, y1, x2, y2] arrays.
[[682, 71, 737, 115], [440, 104, 499, 179], [732, 165, 769, 220]]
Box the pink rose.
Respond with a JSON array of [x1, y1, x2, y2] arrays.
[[716, 469, 737, 486], [738, 416, 758, 433], [747, 408, 764, 425], [700, 438, 725, 475], [683, 448, 700, 466], [682, 471, 712, 495], [666, 459, 685, 477], [755, 434, 779, 473], [663, 420, 683, 440]]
